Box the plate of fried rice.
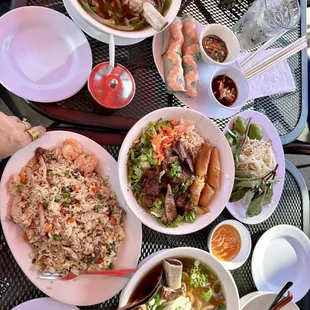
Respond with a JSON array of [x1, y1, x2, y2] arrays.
[[0, 131, 142, 306]]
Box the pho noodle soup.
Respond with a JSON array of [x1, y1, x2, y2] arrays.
[[129, 257, 226, 310], [79, 0, 172, 31]]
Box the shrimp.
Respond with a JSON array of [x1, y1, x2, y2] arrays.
[[183, 54, 198, 69], [167, 49, 182, 66], [183, 18, 198, 41], [167, 66, 185, 92], [170, 18, 184, 45], [184, 44, 199, 57], [62, 138, 83, 161], [74, 153, 98, 175], [185, 71, 199, 98]]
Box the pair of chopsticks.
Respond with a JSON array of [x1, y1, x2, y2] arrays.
[[241, 35, 307, 80], [271, 291, 293, 310]]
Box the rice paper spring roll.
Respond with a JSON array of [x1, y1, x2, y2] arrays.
[[182, 15, 200, 98], [162, 17, 186, 93]]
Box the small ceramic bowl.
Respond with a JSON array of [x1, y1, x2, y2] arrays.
[[207, 220, 252, 270], [208, 65, 249, 112], [199, 24, 240, 66]]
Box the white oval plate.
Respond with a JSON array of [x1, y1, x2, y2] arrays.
[[118, 107, 235, 235], [223, 110, 285, 224], [63, 0, 145, 46], [0, 7, 92, 102], [0, 131, 142, 306], [241, 292, 299, 310], [252, 225, 310, 302], [152, 22, 241, 120], [12, 298, 79, 310]]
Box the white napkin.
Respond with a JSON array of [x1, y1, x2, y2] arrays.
[[238, 48, 296, 100]]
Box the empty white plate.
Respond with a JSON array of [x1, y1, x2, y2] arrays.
[[252, 225, 310, 302], [0, 6, 92, 102], [12, 298, 79, 310]]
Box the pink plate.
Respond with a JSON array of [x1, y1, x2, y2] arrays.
[[0, 131, 142, 306], [0, 7, 92, 103]]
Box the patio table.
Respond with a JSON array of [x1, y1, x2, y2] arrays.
[[0, 0, 309, 309], [2, 0, 308, 144], [0, 128, 309, 309]]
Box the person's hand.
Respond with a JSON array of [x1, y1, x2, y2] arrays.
[[0, 112, 46, 159]]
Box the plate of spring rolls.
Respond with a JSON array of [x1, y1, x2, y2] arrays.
[[152, 16, 241, 119], [118, 107, 235, 235]]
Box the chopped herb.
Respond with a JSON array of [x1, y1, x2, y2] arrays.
[[32, 258, 36, 264], [172, 185, 180, 193], [168, 162, 181, 179], [94, 205, 101, 212], [17, 185, 23, 192], [55, 196, 61, 202], [63, 192, 70, 199], [108, 263, 113, 269], [52, 234, 58, 241], [63, 203, 70, 209], [106, 243, 111, 249], [63, 187, 70, 193], [96, 193, 104, 200], [43, 202, 48, 210], [64, 170, 69, 176], [202, 290, 212, 302]]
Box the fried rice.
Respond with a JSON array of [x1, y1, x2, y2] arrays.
[[9, 139, 125, 276]]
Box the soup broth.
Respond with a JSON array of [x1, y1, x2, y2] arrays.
[[129, 257, 226, 310], [79, 0, 171, 31]]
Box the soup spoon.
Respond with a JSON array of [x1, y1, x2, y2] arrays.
[[117, 269, 165, 310]]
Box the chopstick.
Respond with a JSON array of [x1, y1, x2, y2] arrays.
[[244, 36, 307, 80], [240, 32, 286, 68], [272, 291, 293, 310]]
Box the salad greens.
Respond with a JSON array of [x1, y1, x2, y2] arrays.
[[227, 116, 279, 217]]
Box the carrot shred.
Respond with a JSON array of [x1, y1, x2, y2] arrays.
[[19, 172, 27, 183], [23, 235, 30, 243], [92, 187, 99, 194], [45, 224, 53, 233], [109, 216, 117, 225], [67, 217, 75, 223]]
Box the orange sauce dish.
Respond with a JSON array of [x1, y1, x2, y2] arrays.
[[211, 224, 241, 261]]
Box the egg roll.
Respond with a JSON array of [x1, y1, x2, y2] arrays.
[[199, 183, 215, 208], [207, 147, 221, 190], [190, 176, 205, 205], [195, 143, 213, 177]]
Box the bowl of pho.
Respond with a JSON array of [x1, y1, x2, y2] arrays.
[[119, 247, 240, 310], [70, 0, 182, 39]]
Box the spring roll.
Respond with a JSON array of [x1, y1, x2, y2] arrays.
[[207, 148, 221, 190], [182, 15, 200, 98], [190, 176, 205, 205], [162, 17, 186, 93], [199, 183, 215, 208], [195, 143, 213, 178]]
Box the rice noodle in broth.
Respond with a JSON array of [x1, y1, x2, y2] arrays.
[[129, 257, 226, 310], [79, 0, 171, 31]]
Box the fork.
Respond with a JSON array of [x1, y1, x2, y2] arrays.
[[39, 268, 138, 280]]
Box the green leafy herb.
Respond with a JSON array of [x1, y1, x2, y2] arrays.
[[202, 290, 212, 302], [17, 185, 23, 192], [150, 198, 164, 218], [172, 185, 180, 193], [96, 193, 103, 200], [55, 196, 61, 202], [63, 192, 70, 199], [63, 187, 70, 193], [63, 203, 70, 209], [184, 209, 197, 223], [229, 187, 249, 202], [64, 170, 69, 176], [52, 234, 58, 241], [168, 162, 181, 178], [94, 205, 101, 212]]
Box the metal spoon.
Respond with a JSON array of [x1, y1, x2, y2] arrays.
[[267, 281, 293, 310], [117, 269, 165, 310]]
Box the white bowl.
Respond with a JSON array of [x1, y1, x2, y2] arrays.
[[119, 247, 240, 309], [118, 107, 235, 235], [241, 291, 299, 310], [199, 24, 240, 66], [69, 0, 182, 39], [207, 220, 252, 270], [208, 66, 249, 112]]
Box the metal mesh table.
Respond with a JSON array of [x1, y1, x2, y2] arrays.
[[0, 136, 309, 310], [10, 0, 306, 144]]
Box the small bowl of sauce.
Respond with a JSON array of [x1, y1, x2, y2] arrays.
[[208, 65, 249, 111], [207, 220, 251, 270], [199, 24, 240, 66]]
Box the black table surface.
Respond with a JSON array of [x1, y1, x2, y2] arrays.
[[6, 0, 308, 144]]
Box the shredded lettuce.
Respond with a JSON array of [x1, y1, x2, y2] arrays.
[[151, 198, 165, 218]]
